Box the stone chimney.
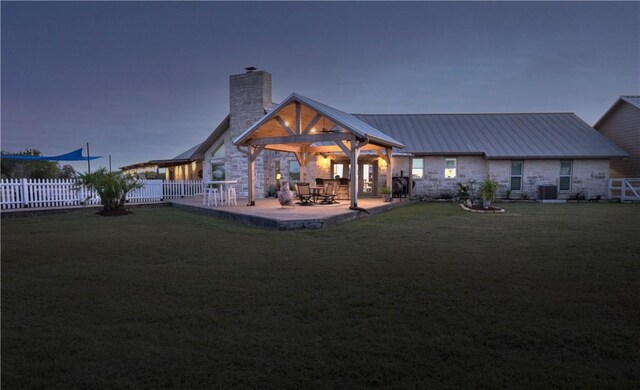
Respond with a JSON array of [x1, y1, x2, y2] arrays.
[[229, 68, 272, 138], [226, 68, 273, 198]]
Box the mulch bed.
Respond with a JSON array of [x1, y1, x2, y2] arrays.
[[96, 208, 134, 216], [460, 203, 505, 213]]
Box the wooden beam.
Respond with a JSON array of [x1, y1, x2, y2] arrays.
[[349, 136, 360, 208], [247, 147, 255, 206], [375, 149, 390, 164], [248, 132, 351, 146], [250, 145, 265, 163], [335, 140, 351, 155], [274, 116, 295, 136], [302, 113, 322, 135], [307, 145, 342, 154], [385, 147, 393, 191], [264, 144, 306, 154], [295, 102, 301, 135]]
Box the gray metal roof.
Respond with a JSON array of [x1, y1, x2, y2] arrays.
[[233, 93, 405, 148], [621, 95, 640, 109], [353, 113, 628, 159], [173, 143, 201, 160]]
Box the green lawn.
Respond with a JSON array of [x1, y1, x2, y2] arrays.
[[2, 203, 639, 388]]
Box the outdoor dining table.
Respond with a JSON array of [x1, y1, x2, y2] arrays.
[[309, 187, 323, 204], [204, 180, 238, 205]]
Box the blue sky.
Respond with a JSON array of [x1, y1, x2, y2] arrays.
[[2, 1, 638, 171]]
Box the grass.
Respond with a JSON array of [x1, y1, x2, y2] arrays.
[[2, 203, 639, 388]]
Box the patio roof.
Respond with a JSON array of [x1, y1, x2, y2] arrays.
[[232, 92, 405, 150], [231, 93, 402, 208]]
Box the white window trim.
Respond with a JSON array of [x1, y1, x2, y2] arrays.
[[510, 160, 523, 191], [444, 158, 457, 179], [559, 160, 572, 191], [412, 158, 424, 179]]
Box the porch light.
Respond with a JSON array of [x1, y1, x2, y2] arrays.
[[378, 157, 387, 170], [317, 156, 331, 169]]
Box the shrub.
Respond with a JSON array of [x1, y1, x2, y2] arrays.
[[479, 178, 499, 202], [76, 168, 143, 215]]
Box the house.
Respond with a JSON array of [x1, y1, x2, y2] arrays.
[[123, 68, 628, 205], [594, 96, 640, 178]]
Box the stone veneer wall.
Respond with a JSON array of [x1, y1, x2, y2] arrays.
[[397, 156, 610, 199]]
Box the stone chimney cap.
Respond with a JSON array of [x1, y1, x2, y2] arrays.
[[244, 66, 257, 72]]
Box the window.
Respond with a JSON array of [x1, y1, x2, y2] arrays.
[[412, 158, 424, 178], [289, 160, 300, 184], [212, 143, 225, 160], [332, 163, 345, 179], [445, 158, 457, 178], [211, 163, 225, 181], [510, 161, 523, 191], [559, 160, 572, 191]]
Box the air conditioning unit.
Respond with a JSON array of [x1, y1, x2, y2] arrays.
[[538, 185, 558, 200]]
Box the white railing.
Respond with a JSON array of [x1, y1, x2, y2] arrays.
[[0, 179, 203, 210], [126, 180, 164, 203], [163, 180, 204, 199], [608, 178, 640, 201]]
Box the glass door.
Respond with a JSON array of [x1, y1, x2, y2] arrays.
[[359, 162, 378, 197]]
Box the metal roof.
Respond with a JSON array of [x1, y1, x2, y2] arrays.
[[621, 95, 640, 109], [173, 143, 201, 160], [233, 93, 405, 148], [353, 113, 628, 159]]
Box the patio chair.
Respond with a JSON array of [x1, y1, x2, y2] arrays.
[[296, 182, 313, 206], [319, 182, 338, 204]]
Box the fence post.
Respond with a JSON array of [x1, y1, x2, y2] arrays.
[[621, 179, 626, 202], [181, 181, 185, 198], [21, 178, 29, 208]]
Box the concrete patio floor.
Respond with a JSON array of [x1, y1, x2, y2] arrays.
[[169, 197, 412, 230]]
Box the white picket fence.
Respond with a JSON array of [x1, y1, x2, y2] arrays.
[[0, 179, 204, 210], [163, 180, 204, 199]]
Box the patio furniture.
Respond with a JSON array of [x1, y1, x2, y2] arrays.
[[310, 187, 323, 204], [205, 180, 238, 206], [227, 185, 237, 206], [205, 187, 221, 206], [319, 182, 338, 204], [296, 182, 313, 205], [315, 178, 325, 188]]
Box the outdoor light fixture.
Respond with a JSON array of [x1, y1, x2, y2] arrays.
[[276, 173, 281, 180]]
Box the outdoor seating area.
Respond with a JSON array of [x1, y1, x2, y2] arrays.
[[295, 181, 339, 205], [203, 180, 238, 207]]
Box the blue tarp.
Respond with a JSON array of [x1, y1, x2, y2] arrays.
[[0, 148, 101, 161]]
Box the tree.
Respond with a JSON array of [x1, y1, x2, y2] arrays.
[[76, 168, 143, 216], [59, 165, 77, 179], [1, 149, 75, 179]]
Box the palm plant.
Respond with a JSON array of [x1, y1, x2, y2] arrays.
[[479, 178, 499, 208], [76, 168, 142, 214]]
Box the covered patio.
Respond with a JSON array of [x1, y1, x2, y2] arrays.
[[232, 93, 405, 208]]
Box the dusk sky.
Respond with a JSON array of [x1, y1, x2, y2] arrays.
[[2, 1, 639, 172]]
